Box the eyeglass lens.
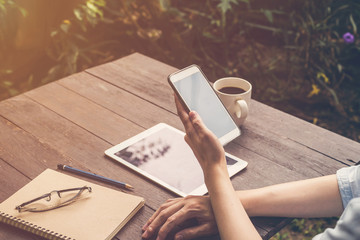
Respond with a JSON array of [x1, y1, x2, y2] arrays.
[[15, 186, 92, 213]]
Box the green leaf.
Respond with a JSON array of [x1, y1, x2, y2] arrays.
[[50, 30, 58, 37], [0, 4, 5, 12], [217, 0, 239, 14], [159, 0, 171, 11], [1, 69, 13, 74], [92, 0, 106, 7], [202, 31, 218, 40], [337, 64, 343, 73], [73, 33, 88, 42], [60, 23, 70, 33], [8, 88, 19, 96], [74, 9, 83, 21], [86, 1, 103, 18], [2, 80, 12, 87], [211, 19, 221, 27], [263, 9, 273, 23], [19, 7, 27, 17], [349, 14, 357, 34]]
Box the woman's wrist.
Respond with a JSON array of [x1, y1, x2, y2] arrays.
[[203, 162, 227, 178], [204, 164, 231, 193]]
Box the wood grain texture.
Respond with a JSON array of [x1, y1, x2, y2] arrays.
[[58, 71, 318, 237], [0, 158, 30, 203], [24, 82, 143, 144], [86, 53, 177, 114], [84, 53, 359, 238], [87, 53, 351, 178], [0, 115, 68, 179], [58, 72, 184, 132], [0, 95, 176, 207], [0, 95, 177, 239], [1, 52, 358, 240], [248, 101, 359, 166], [87, 53, 360, 164], [0, 223, 46, 240]]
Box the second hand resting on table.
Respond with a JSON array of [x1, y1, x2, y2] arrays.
[[141, 95, 343, 240]]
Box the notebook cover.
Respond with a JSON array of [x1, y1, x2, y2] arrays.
[[0, 169, 145, 240]]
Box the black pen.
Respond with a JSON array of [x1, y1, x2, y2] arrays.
[[57, 164, 134, 190]]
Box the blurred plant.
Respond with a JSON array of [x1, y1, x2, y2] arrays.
[[0, 0, 27, 98], [0, 0, 359, 141], [0, 0, 26, 49], [292, 0, 360, 122], [43, 0, 108, 83], [271, 232, 289, 240], [43, 0, 169, 83], [157, 0, 254, 76], [133, 0, 360, 140], [271, 217, 338, 240]]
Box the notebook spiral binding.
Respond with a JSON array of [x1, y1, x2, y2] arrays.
[[0, 211, 73, 240]]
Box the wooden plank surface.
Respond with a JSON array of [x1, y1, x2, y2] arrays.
[[0, 52, 358, 240], [85, 53, 359, 238], [86, 53, 177, 114], [0, 158, 30, 203], [58, 72, 183, 132], [87, 53, 352, 178], [248, 101, 360, 166], [0, 94, 176, 207], [87, 53, 360, 169]]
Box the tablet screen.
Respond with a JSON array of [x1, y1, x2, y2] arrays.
[[105, 123, 247, 196]]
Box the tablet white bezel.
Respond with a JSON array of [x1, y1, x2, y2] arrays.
[[105, 123, 247, 197], [168, 65, 240, 146]]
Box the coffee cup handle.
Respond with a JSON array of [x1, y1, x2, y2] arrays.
[[235, 99, 248, 122]]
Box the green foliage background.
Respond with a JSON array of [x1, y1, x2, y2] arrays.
[[1, 0, 359, 142], [0, 0, 359, 238]]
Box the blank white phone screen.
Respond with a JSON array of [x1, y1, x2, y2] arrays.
[[173, 71, 237, 139]]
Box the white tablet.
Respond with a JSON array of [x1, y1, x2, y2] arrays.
[[105, 123, 247, 197]]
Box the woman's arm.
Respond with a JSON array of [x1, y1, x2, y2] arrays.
[[239, 174, 343, 218], [142, 174, 343, 240], [205, 165, 261, 240], [175, 96, 261, 240], [141, 95, 344, 240]]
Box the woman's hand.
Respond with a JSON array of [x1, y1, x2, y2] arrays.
[[142, 195, 218, 240], [175, 95, 261, 240], [174, 95, 227, 175]]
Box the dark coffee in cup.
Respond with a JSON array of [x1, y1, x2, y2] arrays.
[[214, 77, 252, 126], [218, 86, 246, 94]]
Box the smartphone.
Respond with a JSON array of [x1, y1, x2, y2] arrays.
[[168, 65, 240, 145]]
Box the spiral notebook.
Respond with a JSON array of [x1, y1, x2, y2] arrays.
[[0, 169, 145, 240]]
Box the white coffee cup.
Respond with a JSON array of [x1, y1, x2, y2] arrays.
[[213, 77, 252, 127]]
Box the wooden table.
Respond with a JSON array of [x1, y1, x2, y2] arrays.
[[1, 53, 359, 240]]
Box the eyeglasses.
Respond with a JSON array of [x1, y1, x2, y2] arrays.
[[15, 186, 92, 213]]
